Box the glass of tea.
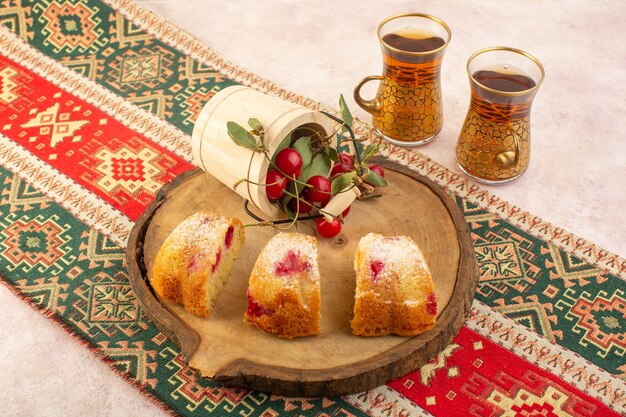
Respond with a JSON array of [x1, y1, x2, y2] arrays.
[[354, 13, 451, 146], [455, 47, 545, 184]]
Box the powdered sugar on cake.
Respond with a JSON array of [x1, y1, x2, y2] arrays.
[[160, 213, 229, 271], [275, 250, 311, 276], [358, 233, 428, 282], [258, 233, 319, 284], [244, 232, 321, 338], [151, 211, 245, 318], [351, 232, 437, 336], [170, 212, 229, 249]]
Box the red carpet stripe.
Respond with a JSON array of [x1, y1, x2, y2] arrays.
[[389, 326, 619, 417], [0, 55, 194, 220]]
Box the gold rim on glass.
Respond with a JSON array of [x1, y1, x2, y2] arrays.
[[467, 46, 545, 96], [377, 13, 451, 56]]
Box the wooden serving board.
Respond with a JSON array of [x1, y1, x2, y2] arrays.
[[127, 158, 478, 397]]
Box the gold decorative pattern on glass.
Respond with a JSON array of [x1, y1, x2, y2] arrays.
[[455, 47, 544, 184], [372, 52, 444, 143], [354, 14, 450, 146]]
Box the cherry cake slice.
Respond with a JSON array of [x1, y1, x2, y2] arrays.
[[151, 211, 245, 318], [351, 233, 437, 336], [244, 233, 321, 338]]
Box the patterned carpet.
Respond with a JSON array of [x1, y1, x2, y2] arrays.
[[0, 0, 624, 415]]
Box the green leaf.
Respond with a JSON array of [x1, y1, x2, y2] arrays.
[[248, 118, 263, 133], [227, 121, 258, 150], [325, 146, 339, 163], [365, 169, 388, 187], [361, 143, 378, 162], [273, 134, 292, 161], [299, 153, 331, 184], [339, 94, 354, 132], [336, 133, 353, 153], [280, 194, 295, 219], [331, 172, 356, 195], [279, 181, 299, 218], [293, 136, 313, 167]]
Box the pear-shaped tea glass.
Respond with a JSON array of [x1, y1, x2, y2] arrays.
[[455, 47, 545, 184], [354, 13, 451, 146]]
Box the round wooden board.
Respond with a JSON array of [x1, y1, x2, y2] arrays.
[[127, 158, 478, 397]]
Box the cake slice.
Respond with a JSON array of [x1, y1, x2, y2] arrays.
[[244, 233, 321, 338], [351, 233, 437, 336], [151, 211, 245, 317]]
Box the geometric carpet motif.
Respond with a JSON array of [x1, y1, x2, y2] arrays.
[[390, 327, 612, 416], [0, 3, 32, 41], [18, 0, 232, 136], [547, 244, 608, 288], [0, 212, 74, 275], [32, 0, 107, 54], [174, 84, 221, 127], [104, 44, 177, 95], [96, 340, 158, 388], [21, 102, 89, 148], [0, 55, 194, 220], [59, 55, 102, 80], [473, 234, 539, 299], [180, 56, 226, 85], [78, 229, 125, 269], [0, 65, 20, 104], [125, 91, 169, 119], [0, 174, 50, 213], [475, 241, 525, 281], [460, 199, 626, 373], [112, 12, 151, 46], [493, 299, 559, 342], [15, 275, 69, 313], [565, 289, 626, 359]]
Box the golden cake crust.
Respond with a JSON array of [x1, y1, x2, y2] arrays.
[[351, 233, 437, 336], [246, 289, 320, 338], [151, 211, 244, 318], [244, 233, 321, 339]]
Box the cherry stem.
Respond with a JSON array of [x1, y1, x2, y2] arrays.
[[295, 126, 327, 141], [243, 199, 323, 224], [235, 178, 283, 188]]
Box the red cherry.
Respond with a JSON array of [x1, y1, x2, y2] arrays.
[[306, 175, 332, 204], [289, 196, 313, 214], [369, 163, 385, 178], [338, 152, 353, 165], [275, 148, 303, 176], [331, 162, 352, 177], [315, 217, 342, 238], [265, 170, 287, 200]]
